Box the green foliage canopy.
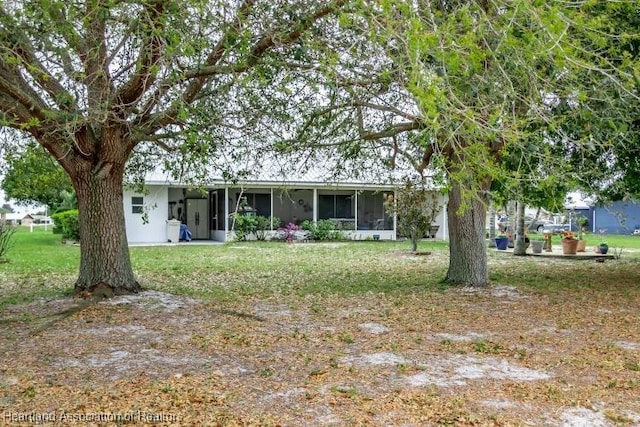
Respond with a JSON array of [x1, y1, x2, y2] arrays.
[[1, 142, 73, 209]]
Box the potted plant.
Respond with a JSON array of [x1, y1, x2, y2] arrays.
[[576, 216, 588, 252], [599, 241, 609, 254], [595, 229, 608, 254], [494, 233, 509, 250], [596, 228, 609, 255], [561, 230, 579, 255], [530, 236, 544, 254]]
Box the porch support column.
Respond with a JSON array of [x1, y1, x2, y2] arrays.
[[392, 189, 397, 241], [354, 190, 358, 232], [270, 187, 274, 230], [313, 188, 318, 223], [442, 195, 449, 242], [224, 186, 229, 242]]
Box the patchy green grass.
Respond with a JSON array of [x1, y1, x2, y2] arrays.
[[131, 239, 451, 301], [1, 230, 450, 307], [0, 228, 78, 306], [2, 228, 640, 308], [586, 233, 640, 252], [4, 227, 79, 274]]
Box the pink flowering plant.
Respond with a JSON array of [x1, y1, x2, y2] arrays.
[[278, 223, 302, 242]]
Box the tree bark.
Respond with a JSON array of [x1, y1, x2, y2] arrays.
[[410, 231, 418, 253], [513, 201, 527, 255], [445, 181, 489, 286], [72, 159, 140, 295]]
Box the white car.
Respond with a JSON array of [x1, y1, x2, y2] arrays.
[[496, 216, 551, 233]]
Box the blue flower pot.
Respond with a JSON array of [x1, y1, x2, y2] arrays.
[[495, 237, 509, 250]]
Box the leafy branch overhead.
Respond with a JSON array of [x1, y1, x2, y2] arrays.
[[271, 1, 638, 199], [0, 0, 347, 171]]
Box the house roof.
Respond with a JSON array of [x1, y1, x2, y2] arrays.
[[31, 215, 51, 220], [4, 213, 25, 220], [139, 155, 439, 190]]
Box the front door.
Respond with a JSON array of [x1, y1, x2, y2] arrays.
[[185, 198, 208, 239]]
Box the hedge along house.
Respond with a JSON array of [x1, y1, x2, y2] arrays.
[[123, 171, 449, 244]]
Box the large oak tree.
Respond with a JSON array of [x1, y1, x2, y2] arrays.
[[0, 0, 346, 294], [273, 0, 638, 285]]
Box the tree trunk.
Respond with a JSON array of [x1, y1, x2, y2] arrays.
[[513, 201, 527, 255], [506, 200, 516, 247], [410, 230, 418, 253], [445, 181, 489, 286], [73, 162, 141, 295]]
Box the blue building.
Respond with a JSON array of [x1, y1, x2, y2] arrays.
[[591, 200, 640, 235]]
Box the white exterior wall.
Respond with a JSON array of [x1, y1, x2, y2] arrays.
[[124, 184, 450, 244], [435, 193, 449, 241], [124, 186, 169, 243]]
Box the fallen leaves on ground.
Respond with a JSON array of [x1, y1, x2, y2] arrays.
[[1, 259, 639, 426]]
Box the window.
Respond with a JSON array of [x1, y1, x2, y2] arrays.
[[318, 193, 354, 219], [357, 191, 393, 230], [132, 196, 144, 214], [234, 192, 271, 217]]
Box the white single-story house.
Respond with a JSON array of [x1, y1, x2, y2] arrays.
[[1, 211, 51, 226], [123, 173, 449, 244], [1, 212, 19, 225]]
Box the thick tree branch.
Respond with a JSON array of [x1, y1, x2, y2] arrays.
[[114, 1, 166, 113], [82, 1, 113, 113], [416, 144, 435, 175], [0, 92, 41, 125], [0, 10, 74, 113], [360, 121, 422, 141], [0, 65, 49, 122]]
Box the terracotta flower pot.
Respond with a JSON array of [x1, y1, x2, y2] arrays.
[[576, 239, 587, 252], [562, 239, 578, 255]]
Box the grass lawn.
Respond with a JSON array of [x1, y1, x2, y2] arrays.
[[1, 228, 639, 425], [4, 228, 640, 306]]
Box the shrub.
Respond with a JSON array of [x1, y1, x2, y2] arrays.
[[231, 214, 279, 241], [0, 222, 17, 262], [51, 209, 80, 241], [255, 216, 280, 241], [301, 219, 343, 241], [230, 213, 256, 241]]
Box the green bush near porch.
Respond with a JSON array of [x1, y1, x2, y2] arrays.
[[301, 219, 344, 241]]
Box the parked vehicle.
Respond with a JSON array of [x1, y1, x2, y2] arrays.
[[541, 223, 579, 235], [496, 215, 551, 233]]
